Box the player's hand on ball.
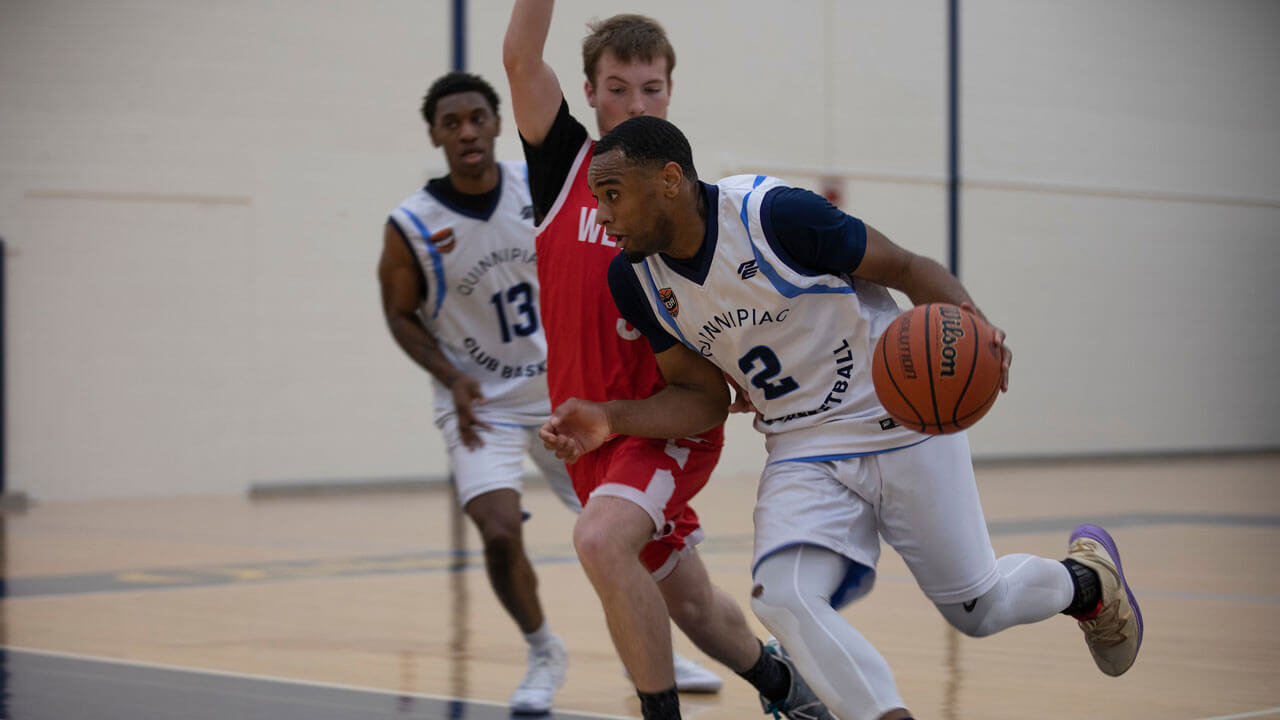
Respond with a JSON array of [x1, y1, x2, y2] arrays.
[[540, 398, 611, 463], [961, 302, 1011, 392]]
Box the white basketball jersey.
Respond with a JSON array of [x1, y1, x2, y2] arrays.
[[389, 162, 549, 426], [626, 175, 927, 461]]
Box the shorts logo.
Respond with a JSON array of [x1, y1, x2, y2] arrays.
[[429, 227, 457, 253], [738, 259, 759, 280], [879, 417, 899, 430], [658, 287, 679, 317]]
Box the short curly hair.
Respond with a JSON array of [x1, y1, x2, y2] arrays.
[[420, 72, 500, 127], [596, 115, 697, 183]]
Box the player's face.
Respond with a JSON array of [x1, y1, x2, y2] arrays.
[[588, 149, 674, 263], [585, 50, 672, 136], [429, 91, 500, 178]]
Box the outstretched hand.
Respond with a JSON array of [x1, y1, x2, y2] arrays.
[[540, 398, 611, 464], [450, 375, 492, 450], [960, 302, 1012, 392]]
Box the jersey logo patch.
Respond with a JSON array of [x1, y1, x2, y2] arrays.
[[658, 287, 679, 317], [429, 227, 457, 253], [738, 259, 759, 280], [879, 417, 899, 430], [521, 205, 534, 220]]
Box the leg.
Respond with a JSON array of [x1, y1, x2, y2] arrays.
[[446, 419, 566, 713], [751, 545, 910, 720], [876, 435, 1141, 674], [463, 488, 544, 633], [656, 546, 760, 673], [873, 434, 1075, 635], [573, 494, 676, 692]]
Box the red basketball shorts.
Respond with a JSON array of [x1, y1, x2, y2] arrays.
[[568, 434, 722, 579]]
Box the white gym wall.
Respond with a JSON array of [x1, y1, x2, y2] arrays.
[[2, 0, 1276, 499]]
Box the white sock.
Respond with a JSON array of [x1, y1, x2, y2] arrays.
[[523, 621, 555, 649]]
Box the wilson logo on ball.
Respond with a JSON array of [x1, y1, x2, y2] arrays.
[[937, 304, 966, 378]]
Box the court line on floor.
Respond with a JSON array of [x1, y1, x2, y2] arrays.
[[1192, 708, 1280, 720], [5, 511, 1276, 601], [0, 645, 638, 720]]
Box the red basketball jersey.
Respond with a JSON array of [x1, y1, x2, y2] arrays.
[[535, 139, 666, 407]]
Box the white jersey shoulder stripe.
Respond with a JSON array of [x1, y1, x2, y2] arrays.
[[638, 259, 696, 351], [395, 205, 447, 318], [731, 176, 856, 300], [534, 138, 592, 233]]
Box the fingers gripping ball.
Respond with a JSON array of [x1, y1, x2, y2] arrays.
[[872, 303, 1002, 434]]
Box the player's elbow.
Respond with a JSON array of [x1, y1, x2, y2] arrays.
[[501, 34, 533, 77]]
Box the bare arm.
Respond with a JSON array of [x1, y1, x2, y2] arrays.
[[540, 343, 730, 463], [377, 223, 491, 446], [854, 224, 1011, 390], [854, 224, 975, 309], [503, 0, 564, 146]]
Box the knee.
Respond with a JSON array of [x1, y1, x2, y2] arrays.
[[476, 520, 521, 565], [937, 602, 996, 638], [748, 576, 807, 636], [572, 514, 628, 574]]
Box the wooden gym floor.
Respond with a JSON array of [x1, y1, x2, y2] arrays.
[[1, 452, 1277, 719]]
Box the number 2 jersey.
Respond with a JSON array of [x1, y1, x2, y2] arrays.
[[387, 161, 550, 426], [609, 175, 927, 462]]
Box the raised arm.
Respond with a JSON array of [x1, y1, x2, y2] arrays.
[[539, 343, 730, 463], [377, 223, 490, 446], [502, 0, 565, 146]]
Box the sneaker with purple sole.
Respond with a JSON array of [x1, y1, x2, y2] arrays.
[[1067, 524, 1144, 676]]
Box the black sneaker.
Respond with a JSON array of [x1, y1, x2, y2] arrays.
[[758, 638, 836, 720]]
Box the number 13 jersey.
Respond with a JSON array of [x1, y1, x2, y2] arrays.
[[388, 161, 550, 426]]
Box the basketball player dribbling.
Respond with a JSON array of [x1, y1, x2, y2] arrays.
[[540, 115, 1145, 720], [503, 3, 833, 719]]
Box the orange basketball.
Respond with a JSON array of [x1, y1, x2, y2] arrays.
[[871, 303, 1002, 434]]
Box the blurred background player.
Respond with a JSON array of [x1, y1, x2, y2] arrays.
[[377, 71, 581, 714], [503, 4, 830, 719], [541, 115, 1144, 720], [378, 71, 723, 713]]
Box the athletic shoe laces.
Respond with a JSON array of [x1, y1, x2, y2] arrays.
[[1081, 601, 1128, 648]]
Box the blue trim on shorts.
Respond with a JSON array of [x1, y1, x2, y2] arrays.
[[752, 542, 874, 610], [487, 421, 541, 429], [769, 436, 931, 464]]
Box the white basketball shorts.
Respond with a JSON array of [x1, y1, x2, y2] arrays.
[[753, 432, 999, 605], [439, 416, 580, 512]]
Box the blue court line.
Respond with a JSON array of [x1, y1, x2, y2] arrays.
[[2, 511, 1276, 601]]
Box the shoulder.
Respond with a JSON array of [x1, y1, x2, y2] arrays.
[[388, 187, 437, 234]]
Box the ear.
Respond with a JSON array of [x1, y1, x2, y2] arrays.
[[428, 126, 442, 148], [492, 113, 502, 138], [584, 79, 597, 109], [661, 161, 684, 198]]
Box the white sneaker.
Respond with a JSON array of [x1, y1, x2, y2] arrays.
[[673, 652, 723, 693], [510, 636, 568, 714], [621, 652, 724, 693]]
